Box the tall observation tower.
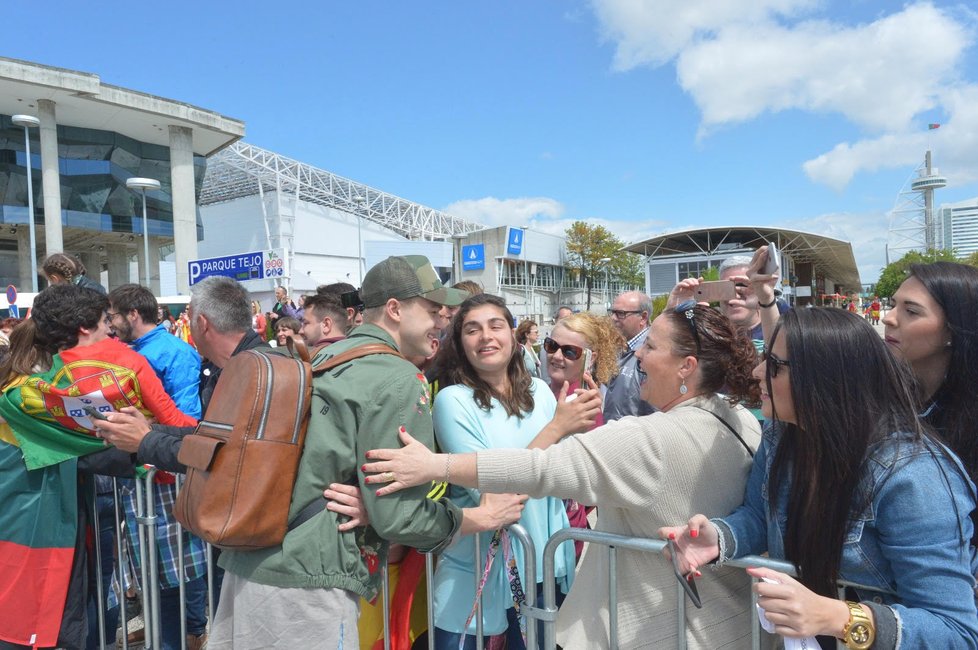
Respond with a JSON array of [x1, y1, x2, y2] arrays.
[[887, 150, 947, 262]]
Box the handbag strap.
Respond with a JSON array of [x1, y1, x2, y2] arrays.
[[696, 407, 755, 457], [459, 529, 528, 648]]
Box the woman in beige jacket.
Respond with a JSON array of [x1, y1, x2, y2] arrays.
[[364, 301, 765, 649]]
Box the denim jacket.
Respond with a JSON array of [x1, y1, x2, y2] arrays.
[[716, 425, 978, 649]]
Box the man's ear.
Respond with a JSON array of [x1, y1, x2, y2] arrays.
[[384, 298, 403, 324]]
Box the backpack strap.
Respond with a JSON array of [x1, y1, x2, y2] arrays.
[[285, 335, 311, 363], [287, 342, 405, 533], [310, 343, 403, 373]]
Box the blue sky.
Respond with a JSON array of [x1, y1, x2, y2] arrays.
[[6, 1, 978, 283]]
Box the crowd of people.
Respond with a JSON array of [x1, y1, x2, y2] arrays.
[[0, 248, 977, 650]]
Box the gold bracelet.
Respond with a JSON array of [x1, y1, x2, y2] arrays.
[[445, 453, 452, 484]]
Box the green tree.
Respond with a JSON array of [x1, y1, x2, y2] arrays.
[[875, 249, 958, 297], [964, 251, 978, 268], [564, 221, 639, 310]]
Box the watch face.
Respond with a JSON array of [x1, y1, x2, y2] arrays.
[[849, 622, 873, 649]]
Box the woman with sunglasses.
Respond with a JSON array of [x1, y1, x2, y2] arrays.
[[543, 312, 625, 557], [361, 301, 763, 649], [662, 308, 978, 649], [426, 293, 601, 649]]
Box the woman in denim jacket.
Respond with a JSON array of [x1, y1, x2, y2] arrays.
[[664, 308, 978, 649]]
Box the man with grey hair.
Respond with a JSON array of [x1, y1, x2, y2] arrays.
[[604, 290, 656, 421], [718, 255, 763, 344]]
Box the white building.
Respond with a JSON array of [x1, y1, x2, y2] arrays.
[[936, 198, 978, 258]]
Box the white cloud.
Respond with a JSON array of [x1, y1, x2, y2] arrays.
[[782, 211, 890, 283], [442, 197, 565, 227], [591, 0, 817, 69], [443, 195, 666, 243], [590, 0, 978, 188], [803, 83, 978, 189], [678, 4, 968, 133]]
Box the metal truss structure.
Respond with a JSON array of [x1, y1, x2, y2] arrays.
[[200, 141, 485, 240], [886, 152, 946, 263]]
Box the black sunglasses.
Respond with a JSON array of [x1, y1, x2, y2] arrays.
[[761, 348, 791, 378], [543, 336, 584, 361], [674, 300, 702, 355]]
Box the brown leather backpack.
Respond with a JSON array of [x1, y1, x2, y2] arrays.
[[173, 338, 400, 550]]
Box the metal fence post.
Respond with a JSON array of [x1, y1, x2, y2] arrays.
[[474, 533, 484, 650], [425, 552, 435, 650], [175, 475, 187, 650]]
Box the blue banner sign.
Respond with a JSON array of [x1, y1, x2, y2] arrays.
[[461, 244, 485, 271], [506, 227, 523, 256], [188, 250, 286, 285]]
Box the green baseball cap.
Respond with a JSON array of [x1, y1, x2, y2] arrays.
[[360, 255, 470, 308]]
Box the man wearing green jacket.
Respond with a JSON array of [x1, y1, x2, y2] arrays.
[[210, 255, 469, 649]]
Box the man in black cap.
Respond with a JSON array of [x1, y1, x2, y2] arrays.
[[209, 255, 504, 649]]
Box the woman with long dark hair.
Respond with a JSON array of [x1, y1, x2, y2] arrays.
[[361, 301, 764, 648], [883, 262, 978, 490], [663, 308, 978, 649], [428, 293, 599, 649]]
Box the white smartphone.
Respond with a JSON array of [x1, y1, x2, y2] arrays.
[[694, 280, 737, 303], [763, 243, 780, 275]]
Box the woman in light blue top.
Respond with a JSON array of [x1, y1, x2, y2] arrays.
[[431, 293, 597, 649]]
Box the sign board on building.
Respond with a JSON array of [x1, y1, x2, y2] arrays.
[[506, 227, 524, 257], [188, 249, 287, 286], [461, 244, 485, 271]]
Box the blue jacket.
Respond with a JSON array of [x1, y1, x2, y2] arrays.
[[131, 324, 202, 419], [717, 426, 978, 649], [602, 328, 655, 421]]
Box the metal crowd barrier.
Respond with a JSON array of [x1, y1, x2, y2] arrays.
[[537, 527, 894, 650], [89, 476, 895, 650]]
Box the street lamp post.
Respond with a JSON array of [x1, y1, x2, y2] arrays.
[[354, 194, 366, 284], [12, 115, 40, 291], [599, 257, 612, 312], [126, 177, 162, 287]]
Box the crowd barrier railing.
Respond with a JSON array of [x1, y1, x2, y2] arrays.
[[91, 476, 898, 650], [537, 527, 895, 650]]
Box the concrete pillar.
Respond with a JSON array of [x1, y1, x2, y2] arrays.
[[16, 229, 33, 290], [78, 251, 102, 287], [107, 244, 131, 289], [168, 125, 197, 293], [37, 100, 63, 255]]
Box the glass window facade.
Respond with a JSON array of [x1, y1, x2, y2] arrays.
[[0, 114, 206, 239]]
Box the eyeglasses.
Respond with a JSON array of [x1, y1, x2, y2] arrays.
[[106, 311, 120, 319], [609, 309, 643, 320], [543, 336, 585, 361], [674, 300, 702, 355], [761, 348, 791, 378]]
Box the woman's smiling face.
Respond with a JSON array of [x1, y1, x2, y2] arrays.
[[460, 304, 515, 378]]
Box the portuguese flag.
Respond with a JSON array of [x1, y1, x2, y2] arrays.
[[0, 338, 197, 647], [0, 441, 77, 648]]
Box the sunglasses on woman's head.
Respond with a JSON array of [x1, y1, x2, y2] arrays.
[[543, 337, 584, 361]]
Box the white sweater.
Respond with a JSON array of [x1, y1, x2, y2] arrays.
[[476, 394, 765, 649]]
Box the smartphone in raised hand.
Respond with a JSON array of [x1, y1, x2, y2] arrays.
[[762, 242, 780, 275], [694, 280, 736, 303]]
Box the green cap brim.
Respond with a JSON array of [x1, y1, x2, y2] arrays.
[[422, 286, 471, 307]]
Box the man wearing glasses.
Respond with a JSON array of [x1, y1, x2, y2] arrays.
[[604, 291, 656, 421]]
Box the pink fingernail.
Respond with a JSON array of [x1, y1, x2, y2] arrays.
[[668, 532, 676, 540], [690, 529, 699, 539]]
